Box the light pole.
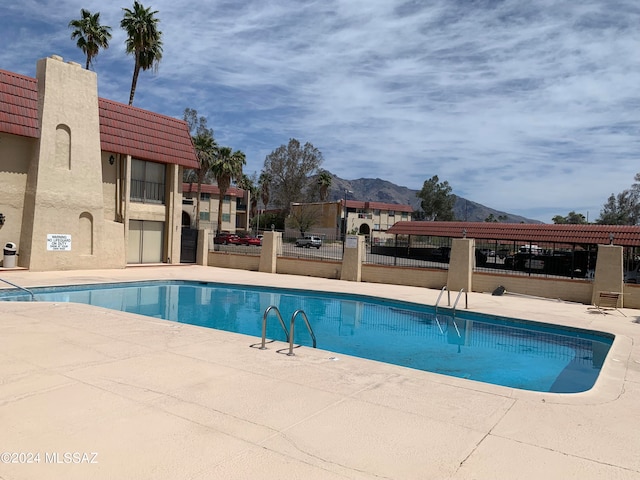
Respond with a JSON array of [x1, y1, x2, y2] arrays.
[[256, 204, 261, 235]]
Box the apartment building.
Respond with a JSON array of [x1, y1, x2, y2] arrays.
[[0, 55, 199, 270], [287, 200, 413, 240], [182, 183, 249, 233]]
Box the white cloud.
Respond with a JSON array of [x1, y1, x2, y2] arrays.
[[1, 0, 640, 222]]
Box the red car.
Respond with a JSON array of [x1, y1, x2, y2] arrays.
[[239, 235, 262, 246], [214, 232, 242, 245]]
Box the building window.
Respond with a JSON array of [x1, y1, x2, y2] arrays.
[[224, 195, 231, 203], [130, 159, 166, 204], [200, 212, 210, 221], [374, 224, 380, 231], [388, 210, 395, 217], [200, 192, 210, 201], [402, 212, 408, 220], [222, 213, 230, 222]]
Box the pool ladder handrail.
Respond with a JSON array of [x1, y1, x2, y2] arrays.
[[434, 286, 451, 316], [451, 288, 468, 314], [0, 277, 36, 301], [434, 288, 467, 337], [260, 305, 290, 349], [287, 309, 317, 356], [434, 286, 450, 334]]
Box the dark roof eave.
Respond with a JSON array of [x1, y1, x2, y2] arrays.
[[386, 221, 640, 247]]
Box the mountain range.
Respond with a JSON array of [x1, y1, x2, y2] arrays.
[[323, 175, 542, 224]]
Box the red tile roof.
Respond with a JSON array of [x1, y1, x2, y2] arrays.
[[0, 69, 39, 138], [99, 99, 198, 169], [386, 221, 640, 246], [344, 199, 413, 213], [0, 68, 198, 169], [183, 183, 244, 197]]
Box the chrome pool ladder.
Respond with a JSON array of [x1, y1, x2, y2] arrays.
[[452, 288, 467, 314], [434, 286, 451, 314], [0, 277, 36, 301], [434, 287, 467, 337], [434, 286, 450, 334], [259, 306, 317, 355], [287, 309, 317, 356], [259, 305, 289, 349]]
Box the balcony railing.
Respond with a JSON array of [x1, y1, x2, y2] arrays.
[[131, 180, 165, 204]]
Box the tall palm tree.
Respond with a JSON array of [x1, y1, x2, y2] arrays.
[[68, 9, 112, 70], [237, 174, 258, 227], [121, 1, 163, 105], [211, 147, 246, 234], [317, 169, 332, 201], [191, 131, 217, 229], [259, 172, 272, 210]]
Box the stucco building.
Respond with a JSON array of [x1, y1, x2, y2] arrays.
[[287, 199, 413, 240], [0, 55, 199, 270], [182, 183, 249, 233]]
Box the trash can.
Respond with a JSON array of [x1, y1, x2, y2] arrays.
[[3, 242, 17, 268]]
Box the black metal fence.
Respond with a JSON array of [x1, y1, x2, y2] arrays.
[[279, 233, 344, 261], [366, 235, 452, 270], [209, 231, 640, 283], [365, 235, 608, 280], [473, 240, 598, 279]]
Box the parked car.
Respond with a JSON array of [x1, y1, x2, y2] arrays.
[[295, 235, 322, 248], [624, 263, 640, 283], [214, 232, 241, 245], [239, 235, 262, 246], [426, 246, 451, 262]]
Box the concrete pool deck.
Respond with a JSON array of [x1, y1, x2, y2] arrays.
[[0, 265, 639, 479]]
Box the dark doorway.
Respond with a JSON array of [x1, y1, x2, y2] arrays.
[[180, 227, 198, 263]]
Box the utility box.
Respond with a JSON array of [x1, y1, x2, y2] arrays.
[[3, 242, 17, 268]]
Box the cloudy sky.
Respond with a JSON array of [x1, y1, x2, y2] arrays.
[[1, 0, 639, 222]]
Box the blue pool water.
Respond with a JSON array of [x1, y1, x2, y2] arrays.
[[0, 281, 613, 393]]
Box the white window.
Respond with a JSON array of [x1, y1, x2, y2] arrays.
[[130, 159, 166, 204]]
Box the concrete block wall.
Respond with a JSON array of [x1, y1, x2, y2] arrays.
[[362, 265, 448, 289], [472, 272, 593, 304], [208, 252, 260, 271], [277, 258, 341, 279], [207, 239, 630, 308]]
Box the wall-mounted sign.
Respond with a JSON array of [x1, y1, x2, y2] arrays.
[[345, 236, 358, 249], [47, 234, 72, 251]]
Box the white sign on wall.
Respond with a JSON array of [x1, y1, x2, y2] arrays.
[[345, 235, 358, 249], [47, 234, 72, 251]]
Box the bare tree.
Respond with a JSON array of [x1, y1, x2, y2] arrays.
[[262, 138, 323, 214]]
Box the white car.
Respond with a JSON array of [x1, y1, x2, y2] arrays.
[[295, 235, 322, 248]]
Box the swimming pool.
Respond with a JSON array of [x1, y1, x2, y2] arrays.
[[0, 280, 613, 393]]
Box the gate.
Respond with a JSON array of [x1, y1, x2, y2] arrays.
[[180, 228, 198, 263]]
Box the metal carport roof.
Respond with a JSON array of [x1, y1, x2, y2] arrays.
[[386, 221, 640, 247]]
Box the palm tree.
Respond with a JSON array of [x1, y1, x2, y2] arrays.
[[211, 148, 246, 234], [121, 1, 163, 105], [68, 9, 112, 70], [237, 174, 258, 227], [259, 172, 272, 210], [191, 132, 217, 229], [258, 172, 272, 231], [317, 169, 332, 201]]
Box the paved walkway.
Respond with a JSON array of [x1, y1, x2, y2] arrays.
[[0, 266, 639, 479]]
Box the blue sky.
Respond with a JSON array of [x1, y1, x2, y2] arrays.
[[2, 0, 639, 222]]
